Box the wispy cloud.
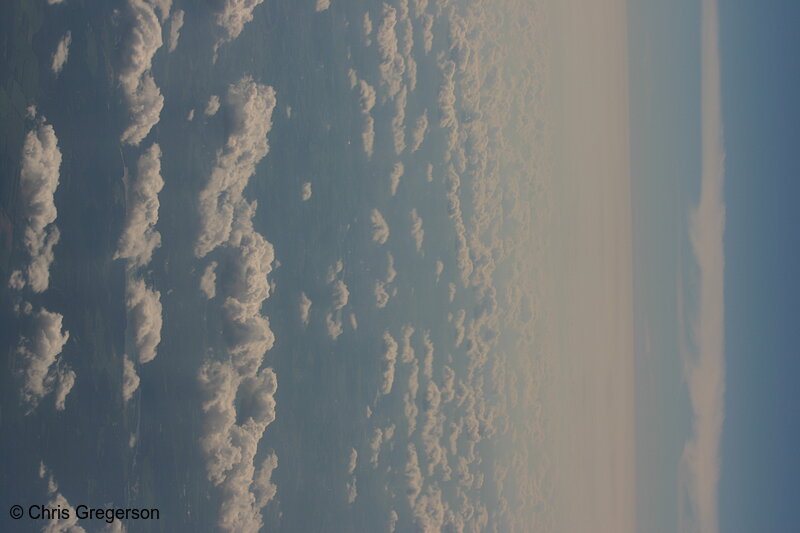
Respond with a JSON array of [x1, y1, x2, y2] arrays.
[[679, 1, 725, 531]]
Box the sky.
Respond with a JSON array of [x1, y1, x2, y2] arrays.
[[1, 1, 798, 532]]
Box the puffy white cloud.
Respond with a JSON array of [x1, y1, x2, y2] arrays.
[[378, 331, 398, 396], [326, 312, 344, 340], [38, 463, 88, 533], [369, 428, 383, 466], [420, 331, 434, 380], [391, 86, 407, 155], [149, 0, 172, 20], [198, 361, 278, 533], [410, 208, 424, 252], [404, 443, 423, 508], [200, 261, 218, 299], [389, 162, 404, 196], [453, 309, 466, 347], [370, 209, 390, 245], [400, 325, 415, 364], [435, 260, 444, 282], [18, 118, 62, 293], [167, 9, 184, 52], [299, 292, 312, 325], [205, 94, 221, 116], [356, 79, 377, 114], [362, 115, 375, 158], [421, 13, 434, 53], [326, 260, 344, 283], [363, 12, 373, 37], [119, 0, 165, 146], [347, 447, 358, 474], [212, 0, 266, 59], [331, 279, 350, 310], [385, 252, 397, 283], [448, 282, 456, 302], [51, 31, 71, 76], [345, 477, 357, 504], [374, 281, 390, 308], [8, 270, 25, 290], [388, 509, 399, 533], [114, 143, 164, 268], [409, 111, 428, 152], [15, 306, 74, 413], [301, 182, 312, 201], [376, 4, 405, 100], [122, 355, 140, 403], [315, 0, 330, 12], [195, 77, 277, 258], [126, 278, 162, 364]]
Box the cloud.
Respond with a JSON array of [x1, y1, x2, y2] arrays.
[[349, 313, 358, 330], [356, 79, 377, 114], [391, 86, 407, 155], [368, 428, 383, 466], [388, 509, 399, 533], [118, 0, 165, 146], [205, 94, 221, 116], [363, 12, 373, 38], [17, 117, 62, 293], [15, 306, 74, 413], [362, 115, 375, 158], [126, 278, 163, 364], [331, 279, 350, 310], [421, 13, 434, 53], [195, 77, 277, 258], [198, 361, 278, 533], [327, 260, 344, 283], [347, 447, 358, 474], [301, 182, 312, 201], [404, 443, 423, 508], [410, 110, 428, 152], [167, 9, 184, 52], [200, 261, 218, 299], [400, 325, 415, 364], [51, 31, 71, 76], [376, 4, 406, 100], [114, 143, 164, 268], [410, 208, 424, 252], [212, 0, 266, 59], [122, 355, 140, 403], [378, 331, 398, 396], [345, 477, 357, 504], [38, 463, 89, 533], [299, 292, 312, 325], [679, 1, 726, 532], [435, 260, 443, 282], [315, 0, 330, 12], [389, 162, 404, 196], [370, 208, 390, 244], [187, 109, 195, 121], [374, 281, 390, 308], [385, 252, 397, 283], [326, 312, 344, 340]]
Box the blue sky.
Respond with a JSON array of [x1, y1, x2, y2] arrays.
[[720, 1, 800, 532]]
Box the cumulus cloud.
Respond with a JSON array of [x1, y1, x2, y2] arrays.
[[363, 12, 373, 39], [370, 209, 390, 245], [126, 278, 162, 364], [200, 261, 218, 299], [374, 281, 390, 308], [389, 162, 404, 196], [410, 111, 428, 152], [118, 0, 165, 146], [315, 0, 330, 12], [16, 117, 62, 293], [51, 31, 71, 76], [212, 0, 266, 59], [410, 208, 424, 252], [369, 428, 383, 466], [378, 331, 398, 396], [331, 279, 350, 310], [362, 115, 375, 158], [388, 509, 399, 533], [391, 86, 407, 155], [198, 361, 278, 533], [356, 79, 377, 114], [15, 306, 74, 413], [346, 477, 357, 504], [299, 292, 312, 325], [187, 109, 195, 121], [327, 260, 344, 283], [679, 1, 726, 532], [376, 4, 405, 100], [38, 463, 89, 533], [205, 94, 221, 116], [301, 182, 312, 201], [195, 77, 277, 258], [122, 355, 140, 403], [326, 312, 344, 340], [435, 260, 444, 282], [385, 252, 397, 283], [114, 143, 164, 268], [167, 9, 184, 52], [347, 447, 358, 474], [400, 325, 415, 364], [421, 13, 434, 54]]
